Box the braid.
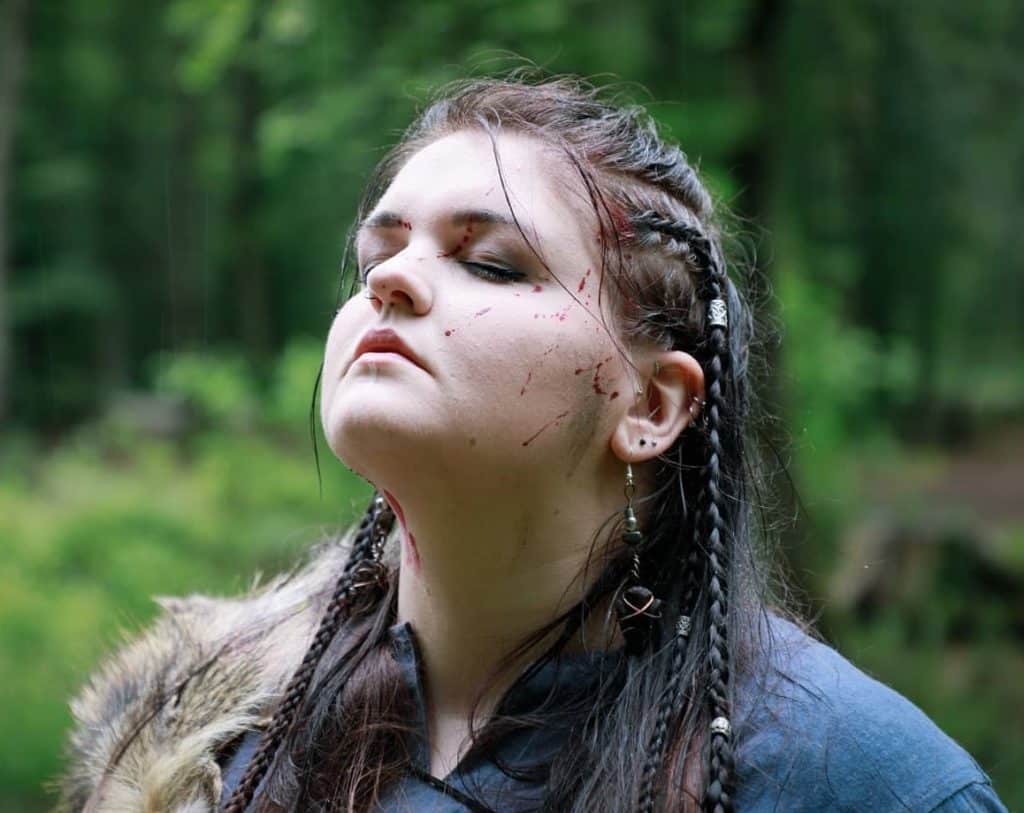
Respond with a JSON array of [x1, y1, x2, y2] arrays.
[[630, 210, 717, 295], [699, 254, 735, 813], [636, 624, 692, 812], [221, 494, 395, 813], [628, 210, 736, 812], [636, 502, 705, 812]]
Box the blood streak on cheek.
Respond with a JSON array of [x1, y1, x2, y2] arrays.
[[577, 268, 592, 293], [519, 369, 533, 396], [532, 303, 573, 321], [520, 344, 557, 396], [574, 355, 614, 395], [383, 488, 421, 573], [521, 410, 571, 447]]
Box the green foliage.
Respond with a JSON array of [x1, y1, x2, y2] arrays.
[[0, 342, 370, 807], [152, 350, 258, 427], [2, 0, 1021, 809], [267, 336, 326, 427]]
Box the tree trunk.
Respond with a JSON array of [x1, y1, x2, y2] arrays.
[[0, 0, 29, 425], [229, 4, 271, 361]]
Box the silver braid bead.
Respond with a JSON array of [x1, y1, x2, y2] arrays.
[[708, 298, 728, 329]]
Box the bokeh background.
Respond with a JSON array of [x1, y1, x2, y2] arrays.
[[1, 1, 1022, 809]]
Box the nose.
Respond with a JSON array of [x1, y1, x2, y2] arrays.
[[364, 254, 433, 315]]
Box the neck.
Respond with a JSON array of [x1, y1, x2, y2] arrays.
[[382, 465, 624, 726]]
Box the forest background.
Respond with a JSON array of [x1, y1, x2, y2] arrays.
[[1, 0, 1022, 810]]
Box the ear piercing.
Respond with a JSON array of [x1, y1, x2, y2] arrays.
[[636, 392, 704, 446], [688, 394, 705, 426]]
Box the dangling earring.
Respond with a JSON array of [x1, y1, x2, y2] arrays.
[[348, 493, 395, 616], [614, 463, 663, 654]]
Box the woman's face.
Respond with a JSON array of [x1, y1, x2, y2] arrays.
[[321, 130, 638, 487]]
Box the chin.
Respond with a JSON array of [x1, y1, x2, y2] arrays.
[[323, 403, 436, 475]]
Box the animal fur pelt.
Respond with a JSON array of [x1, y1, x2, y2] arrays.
[[55, 535, 359, 813]]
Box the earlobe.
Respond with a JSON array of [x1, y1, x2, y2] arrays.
[[609, 351, 705, 463]]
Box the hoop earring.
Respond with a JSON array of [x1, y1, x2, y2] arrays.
[[614, 463, 662, 655]]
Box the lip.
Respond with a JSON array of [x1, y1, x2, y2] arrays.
[[350, 328, 426, 373]]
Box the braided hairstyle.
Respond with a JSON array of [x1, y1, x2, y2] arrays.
[[221, 495, 396, 812], [226, 71, 770, 813], [628, 211, 743, 812]]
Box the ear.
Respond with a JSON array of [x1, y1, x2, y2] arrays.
[[610, 350, 705, 463]]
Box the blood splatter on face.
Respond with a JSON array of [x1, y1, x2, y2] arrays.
[[321, 129, 633, 484], [384, 489, 421, 573], [520, 370, 533, 396], [574, 355, 615, 395], [521, 410, 571, 447], [438, 222, 475, 258]]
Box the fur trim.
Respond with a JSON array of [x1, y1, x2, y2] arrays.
[[55, 537, 354, 812]]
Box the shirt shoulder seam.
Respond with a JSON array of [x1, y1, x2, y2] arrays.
[[924, 778, 996, 813]]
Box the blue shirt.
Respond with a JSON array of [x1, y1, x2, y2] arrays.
[[220, 616, 1006, 812]]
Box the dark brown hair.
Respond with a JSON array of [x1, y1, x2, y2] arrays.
[[225, 69, 781, 813]]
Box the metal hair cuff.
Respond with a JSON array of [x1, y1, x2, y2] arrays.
[[676, 615, 692, 638], [708, 299, 728, 329], [710, 716, 731, 737]]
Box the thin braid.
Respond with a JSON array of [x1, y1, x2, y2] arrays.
[[221, 495, 394, 813], [636, 622, 692, 812], [700, 264, 735, 813], [631, 210, 716, 291], [630, 210, 736, 812], [636, 503, 704, 813]]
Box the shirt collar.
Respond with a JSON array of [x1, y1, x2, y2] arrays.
[[386, 619, 626, 718]]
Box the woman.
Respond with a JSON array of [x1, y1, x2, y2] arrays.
[[57, 74, 1006, 812]]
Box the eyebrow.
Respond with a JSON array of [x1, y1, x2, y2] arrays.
[[356, 208, 517, 239]]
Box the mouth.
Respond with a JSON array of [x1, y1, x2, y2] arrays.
[[349, 328, 426, 373]]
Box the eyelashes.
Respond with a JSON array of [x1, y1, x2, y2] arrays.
[[357, 259, 526, 285], [459, 261, 526, 283]]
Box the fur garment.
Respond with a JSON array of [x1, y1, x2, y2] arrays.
[[55, 537, 358, 813]]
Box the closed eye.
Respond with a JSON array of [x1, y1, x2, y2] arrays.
[[357, 259, 526, 285], [460, 261, 526, 283]]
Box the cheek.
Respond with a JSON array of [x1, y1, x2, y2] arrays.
[[508, 321, 624, 406], [321, 309, 361, 399]]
